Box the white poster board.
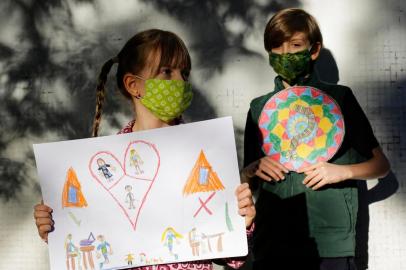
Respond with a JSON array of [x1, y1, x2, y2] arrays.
[[33, 117, 247, 270]]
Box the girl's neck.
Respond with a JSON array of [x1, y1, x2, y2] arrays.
[[132, 100, 169, 132]]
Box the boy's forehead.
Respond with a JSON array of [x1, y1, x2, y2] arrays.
[[289, 32, 308, 41]]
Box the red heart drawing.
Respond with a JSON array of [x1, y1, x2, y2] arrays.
[[88, 140, 160, 230]]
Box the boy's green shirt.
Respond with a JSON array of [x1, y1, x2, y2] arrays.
[[245, 71, 379, 258]]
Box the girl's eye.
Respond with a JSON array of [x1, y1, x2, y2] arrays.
[[182, 70, 190, 81], [161, 68, 172, 75]]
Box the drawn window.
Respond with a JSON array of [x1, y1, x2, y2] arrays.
[[68, 187, 78, 203], [199, 167, 209, 185]]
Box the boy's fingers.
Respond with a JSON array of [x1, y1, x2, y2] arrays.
[[312, 180, 326, 190], [298, 162, 320, 173], [261, 162, 284, 180], [306, 175, 323, 188], [303, 170, 319, 184], [265, 157, 289, 173], [256, 170, 274, 182]]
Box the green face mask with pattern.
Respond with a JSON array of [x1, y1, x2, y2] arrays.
[[137, 77, 193, 122], [269, 48, 312, 85]]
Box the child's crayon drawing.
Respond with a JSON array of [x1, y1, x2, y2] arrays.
[[187, 227, 225, 256], [96, 235, 113, 269], [62, 167, 88, 208], [65, 234, 82, 270], [183, 150, 225, 218], [34, 117, 248, 270], [124, 253, 135, 266], [161, 227, 183, 260], [68, 211, 81, 226], [89, 140, 160, 230], [79, 232, 96, 270], [129, 148, 144, 174], [225, 202, 234, 232]]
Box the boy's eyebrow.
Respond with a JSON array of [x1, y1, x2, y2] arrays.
[[290, 38, 306, 42]]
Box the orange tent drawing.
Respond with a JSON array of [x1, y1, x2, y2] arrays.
[[183, 150, 225, 218], [183, 150, 225, 195], [62, 167, 88, 208]]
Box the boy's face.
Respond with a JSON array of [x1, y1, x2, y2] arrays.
[[271, 32, 320, 60]]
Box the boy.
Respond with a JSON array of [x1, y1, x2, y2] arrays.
[[242, 8, 390, 270]]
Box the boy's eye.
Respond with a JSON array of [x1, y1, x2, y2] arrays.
[[161, 68, 172, 76]]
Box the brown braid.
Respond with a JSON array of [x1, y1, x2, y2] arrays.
[[92, 58, 117, 137]]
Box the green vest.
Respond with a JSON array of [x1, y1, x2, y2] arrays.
[[250, 72, 368, 258]]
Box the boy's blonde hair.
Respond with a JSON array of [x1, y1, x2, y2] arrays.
[[264, 8, 323, 51]]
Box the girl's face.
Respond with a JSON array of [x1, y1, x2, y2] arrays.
[[122, 49, 190, 98], [134, 64, 190, 97]]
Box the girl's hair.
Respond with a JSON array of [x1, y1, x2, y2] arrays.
[[92, 29, 191, 137], [264, 8, 323, 51]]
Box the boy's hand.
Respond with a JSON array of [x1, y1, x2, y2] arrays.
[[242, 157, 289, 182], [298, 162, 352, 190], [33, 200, 54, 243], [235, 183, 256, 228]]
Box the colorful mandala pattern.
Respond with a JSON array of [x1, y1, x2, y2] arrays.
[[258, 86, 345, 172]]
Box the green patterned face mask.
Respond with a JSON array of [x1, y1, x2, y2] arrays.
[[138, 78, 193, 122], [269, 48, 312, 85]]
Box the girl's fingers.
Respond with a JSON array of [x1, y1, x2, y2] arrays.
[[238, 197, 252, 209], [236, 185, 252, 199], [39, 224, 52, 234], [34, 203, 53, 213], [34, 210, 52, 219], [35, 217, 54, 227], [235, 183, 249, 195]]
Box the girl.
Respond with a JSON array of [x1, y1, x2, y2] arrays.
[[34, 29, 255, 270]]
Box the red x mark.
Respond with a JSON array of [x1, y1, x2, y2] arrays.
[[193, 192, 216, 218]]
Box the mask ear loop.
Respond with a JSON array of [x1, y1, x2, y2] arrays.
[[133, 74, 145, 99]]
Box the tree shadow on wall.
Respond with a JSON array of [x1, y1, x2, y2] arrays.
[[0, 0, 302, 202], [0, 0, 126, 201]]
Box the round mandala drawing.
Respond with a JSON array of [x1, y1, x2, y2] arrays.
[[258, 86, 345, 172]]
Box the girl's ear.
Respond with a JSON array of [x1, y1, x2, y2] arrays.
[[123, 73, 140, 97], [310, 42, 322, 60]]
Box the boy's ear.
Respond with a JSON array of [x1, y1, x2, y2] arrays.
[[123, 73, 140, 97], [310, 42, 322, 60]]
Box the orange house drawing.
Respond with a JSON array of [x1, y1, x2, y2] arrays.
[[62, 167, 88, 208], [183, 150, 225, 195]]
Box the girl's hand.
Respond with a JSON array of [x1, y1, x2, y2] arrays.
[[33, 200, 54, 243], [235, 183, 256, 228], [298, 162, 352, 190], [242, 157, 289, 182]]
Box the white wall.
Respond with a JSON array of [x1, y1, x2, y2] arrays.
[[1, 0, 405, 269]]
